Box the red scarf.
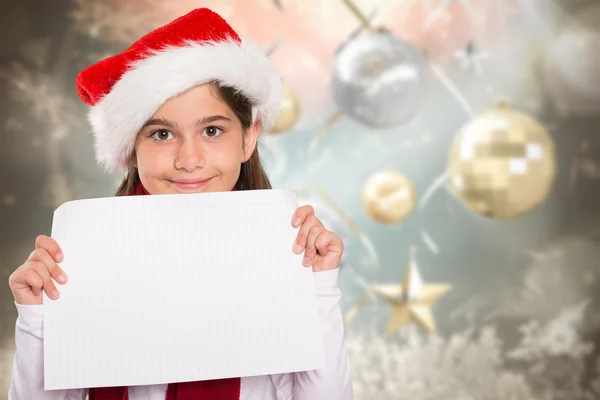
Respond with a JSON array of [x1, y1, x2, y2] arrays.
[[88, 182, 241, 400]]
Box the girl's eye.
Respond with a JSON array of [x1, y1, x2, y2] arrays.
[[151, 129, 174, 141], [202, 126, 223, 138]]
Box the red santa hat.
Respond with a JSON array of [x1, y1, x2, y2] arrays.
[[75, 8, 283, 174]]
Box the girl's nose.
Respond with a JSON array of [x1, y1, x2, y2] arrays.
[[174, 139, 206, 172]]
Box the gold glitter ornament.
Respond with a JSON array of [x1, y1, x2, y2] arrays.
[[448, 99, 557, 219], [270, 85, 301, 134], [362, 170, 416, 223]]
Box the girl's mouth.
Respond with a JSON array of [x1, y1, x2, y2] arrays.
[[169, 178, 213, 191]]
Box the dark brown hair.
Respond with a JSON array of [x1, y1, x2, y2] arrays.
[[115, 82, 272, 196]]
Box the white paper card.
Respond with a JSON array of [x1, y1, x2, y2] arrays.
[[43, 189, 324, 390]]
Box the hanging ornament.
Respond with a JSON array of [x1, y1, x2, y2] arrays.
[[331, 31, 425, 128], [543, 4, 600, 117], [344, 248, 452, 336], [454, 40, 490, 75], [270, 85, 301, 134], [308, 0, 423, 190], [362, 170, 416, 224], [447, 99, 557, 219]]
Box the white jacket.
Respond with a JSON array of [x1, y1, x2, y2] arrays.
[[9, 268, 353, 400]]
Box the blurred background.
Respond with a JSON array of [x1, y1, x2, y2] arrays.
[[2, 0, 600, 398]]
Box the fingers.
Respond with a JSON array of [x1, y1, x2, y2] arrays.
[[293, 214, 323, 255], [17, 261, 60, 299], [314, 230, 343, 256], [20, 265, 45, 296], [35, 235, 63, 263], [311, 231, 344, 271], [291, 209, 344, 270], [30, 261, 61, 299], [291, 205, 315, 228], [8, 236, 67, 305], [28, 248, 68, 284], [302, 226, 326, 266]]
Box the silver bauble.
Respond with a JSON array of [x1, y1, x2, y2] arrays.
[[332, 31, 425, 128]]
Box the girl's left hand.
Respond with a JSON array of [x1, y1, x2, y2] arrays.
[[291, 205, 344, 272]]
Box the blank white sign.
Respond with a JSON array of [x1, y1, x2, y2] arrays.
[[43, 189, 324, 390]]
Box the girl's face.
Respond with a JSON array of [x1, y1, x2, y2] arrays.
[[131, 84, 258, 194]]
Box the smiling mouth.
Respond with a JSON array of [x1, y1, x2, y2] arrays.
[[169, 178, 213, 191]]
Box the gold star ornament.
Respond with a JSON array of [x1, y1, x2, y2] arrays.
[[345, 249, 452, 336]]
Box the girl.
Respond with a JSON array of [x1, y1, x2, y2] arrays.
[[7, 8, 353, 400]]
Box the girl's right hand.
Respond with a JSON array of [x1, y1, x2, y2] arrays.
[[8, 235, 68, 305]]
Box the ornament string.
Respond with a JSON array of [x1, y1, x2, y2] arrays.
[[312, 180, 361, 235], [272, 0, 284, 12], [308, 0, 378, 152], [419, 62, 474, 214], [304, 0, 386, 270], [417, 63, 475, 254], [304, 2, 385, 331], [339, 7, 380, 53], [306, 114, 379, 269], [341, 0, 374, 31], [309, 110, 344, 151], [429, 62, 475, 117], [312, 180, 380, 268], [306, 106, 381, 268], [266, 36, 283, 57]]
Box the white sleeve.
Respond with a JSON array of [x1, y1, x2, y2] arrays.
[[291, 269, 354, 400], [8, 302, 86, 400]]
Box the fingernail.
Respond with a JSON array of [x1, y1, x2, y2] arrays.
[[57, 274, 67, 284], [52, 290, 60, 299], [56, 252, 63, 263], [303, 255, 312, 266], [293, 243, 303, 254], [292, 217, 301, 227]]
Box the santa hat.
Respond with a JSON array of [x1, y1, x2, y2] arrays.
[[75, 8, 283, 174]]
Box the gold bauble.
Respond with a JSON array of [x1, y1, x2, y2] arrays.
[[362, 170, 416, 223], [270, 85, 301, 134], [447, 100, 557, 219]]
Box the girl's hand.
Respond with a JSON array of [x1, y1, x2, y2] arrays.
[[8, 235, 68, 305], [291, 205, 344, 272]]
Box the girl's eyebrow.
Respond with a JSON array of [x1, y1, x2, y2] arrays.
[[142, 115, 232, 129]]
